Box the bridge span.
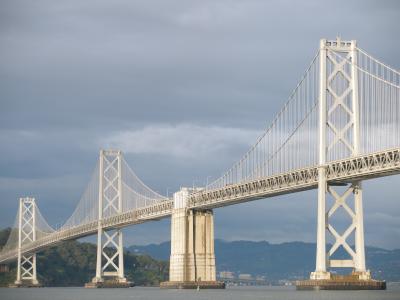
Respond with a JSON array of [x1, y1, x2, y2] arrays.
[[1, 147, 399, 264], [1, 38, 399, 290]]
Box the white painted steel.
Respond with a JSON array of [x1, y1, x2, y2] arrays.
[[313, 38, 367, 279], [0, 149, 400, 265], [14, 198, 39, 285], [0, 38, 399, 283], [314, 38, 329, 279], [92, 150, 127, 284]]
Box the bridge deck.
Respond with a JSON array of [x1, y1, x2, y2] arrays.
[[1, 148, 399, 263]]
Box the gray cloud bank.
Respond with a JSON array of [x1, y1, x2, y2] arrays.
[[0, 0, 399, 249]]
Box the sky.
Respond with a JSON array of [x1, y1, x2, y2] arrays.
[[0, 0, 399, 250]]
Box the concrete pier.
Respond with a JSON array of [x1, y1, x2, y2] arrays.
[[296, 272, 386, 290], [9, 280, 42, 288], [160, 188, 225, 289], [84, 278, 133, 288], [160, 280, 225, 289]]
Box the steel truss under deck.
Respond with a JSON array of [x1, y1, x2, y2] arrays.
[[1, 148, 399, 264]]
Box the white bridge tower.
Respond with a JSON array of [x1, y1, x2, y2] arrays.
[[87, 150, 129, 287], [14, 197, 40, 287], [311, 38, 369, 280]]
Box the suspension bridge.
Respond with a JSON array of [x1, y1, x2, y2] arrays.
[[0, 38, 399, 290]]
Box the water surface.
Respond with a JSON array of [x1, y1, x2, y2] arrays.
[[1, 285, 400, 300]]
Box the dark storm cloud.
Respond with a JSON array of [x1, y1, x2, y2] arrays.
[[0, 0, 399, 248]]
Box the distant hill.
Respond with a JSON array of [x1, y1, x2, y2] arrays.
[[128, 239, 400, 282], [0, 228, 168, 287], [2, 223, 399, 286]]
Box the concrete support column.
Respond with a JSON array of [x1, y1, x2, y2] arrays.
[[161, 187, 223, 289], [169, 208, 216, 282], [169, 207, 191, 282], [193, 210, 216, 282]]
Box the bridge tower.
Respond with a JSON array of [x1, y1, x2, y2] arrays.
[[12, 197, 41, 287], [301, 38, 385, 289], [160, 188, 225, 289], [86, 150, 130, 288]]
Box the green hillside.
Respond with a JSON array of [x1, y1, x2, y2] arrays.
[[0, 228, 168, 287]]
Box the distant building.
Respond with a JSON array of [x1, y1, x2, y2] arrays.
[[238, 273, 252, 280], [256, 275, 266, 281], [278, 279, 293, 286], [219, 271, 235, 279]]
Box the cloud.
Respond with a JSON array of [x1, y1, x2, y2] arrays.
[[0, 0, 399, 249], [101, 123, 262, 158], [366, 212, 400, 227]]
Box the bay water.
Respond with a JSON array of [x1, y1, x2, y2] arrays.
[[1, 285, 400, 300]]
